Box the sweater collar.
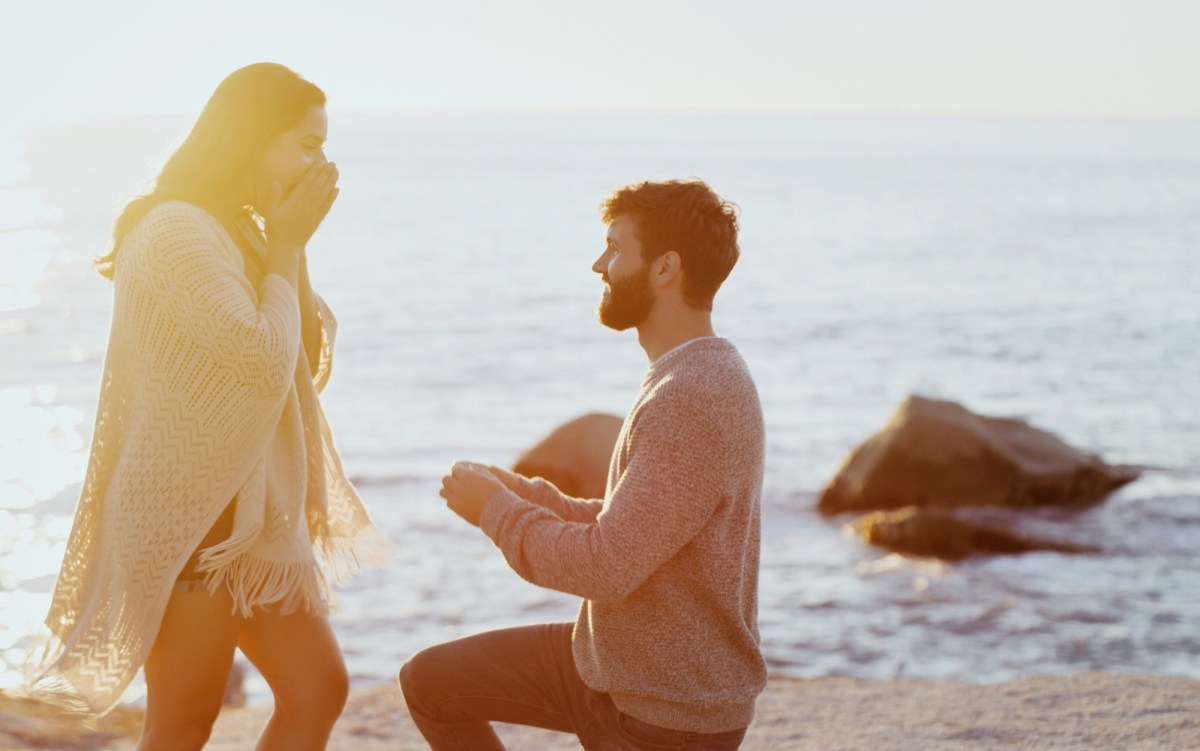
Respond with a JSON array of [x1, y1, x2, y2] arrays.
[[646, 335, 727, 375]]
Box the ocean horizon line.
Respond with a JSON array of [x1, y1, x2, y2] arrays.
[[10, 108, 1200, 140]]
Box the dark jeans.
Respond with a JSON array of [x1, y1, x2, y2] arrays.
[[399, 622, 748, 750]]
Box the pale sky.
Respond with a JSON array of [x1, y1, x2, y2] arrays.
[[3, 0, 1199, 132]]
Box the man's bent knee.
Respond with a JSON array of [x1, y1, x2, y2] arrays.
[[398, 653, 420, 702], [398, 647, 442, 715]]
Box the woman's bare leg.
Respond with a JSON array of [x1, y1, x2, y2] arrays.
[[139, 589, 241, 751], [237, 607, 349, 751]]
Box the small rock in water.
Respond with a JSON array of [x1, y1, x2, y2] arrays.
[[512, 413, 622, 499]]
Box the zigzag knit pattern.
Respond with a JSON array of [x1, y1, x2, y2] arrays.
[[28, 201, 386, 713]]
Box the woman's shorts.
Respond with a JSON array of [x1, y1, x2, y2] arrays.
[[173, 500, 236, 593]]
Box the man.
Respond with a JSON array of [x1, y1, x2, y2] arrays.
[[400, 179, 766, 750]]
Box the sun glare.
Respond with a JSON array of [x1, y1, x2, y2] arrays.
[[0, 387, 79, 692], [0, 227, 58, 314]]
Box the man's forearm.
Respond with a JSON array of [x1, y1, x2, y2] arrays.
[[527, 477, 603, 522], [497, 470, 602, 523]]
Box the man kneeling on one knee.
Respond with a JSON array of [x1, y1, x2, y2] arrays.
[[400, 178, 767, 751]]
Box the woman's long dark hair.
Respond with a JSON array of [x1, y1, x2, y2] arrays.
[[96, 63, 325, 279]]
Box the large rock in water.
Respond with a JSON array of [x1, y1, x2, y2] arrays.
[[848, 507, 1102, 561], [512, 413, 623, 499], [819, 396, 1139, 515]]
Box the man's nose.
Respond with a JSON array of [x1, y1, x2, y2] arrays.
[[591, 252, 607, 274]]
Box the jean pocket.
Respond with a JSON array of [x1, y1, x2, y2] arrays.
[[615, 711, 687, 750]]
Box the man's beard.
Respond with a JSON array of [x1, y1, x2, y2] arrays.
[[597, 266, 655, 331]]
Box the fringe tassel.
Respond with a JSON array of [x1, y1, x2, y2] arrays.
[[196, 524, 261, 571], [312, 522, 393, 584], [19, 674, 98, 719], [21, 628, 63, 682], [201, 553, 330, 619], [22, 633, 79, 709], [198, 515, 392, 617], [19, 633, 108, 718]]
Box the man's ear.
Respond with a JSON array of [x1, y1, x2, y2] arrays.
[[652, 250, 683, 288]]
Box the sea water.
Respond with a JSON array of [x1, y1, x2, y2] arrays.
[[2, 113, 1198, 704]]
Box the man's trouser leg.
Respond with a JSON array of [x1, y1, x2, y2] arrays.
[[399, 621, 746, 750]]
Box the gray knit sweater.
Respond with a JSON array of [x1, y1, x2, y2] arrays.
[[479, 337, 767, 733]]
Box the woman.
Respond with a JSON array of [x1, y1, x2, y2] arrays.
[[28, 63, 385, 750]]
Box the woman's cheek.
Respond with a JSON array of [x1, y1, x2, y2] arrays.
[[285, 156, 312, 190]]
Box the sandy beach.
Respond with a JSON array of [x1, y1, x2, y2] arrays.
[[2, 672, 1196, 750]]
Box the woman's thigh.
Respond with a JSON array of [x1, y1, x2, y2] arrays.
[[236, 605, 348, 715], [143, 589, 241, 726]]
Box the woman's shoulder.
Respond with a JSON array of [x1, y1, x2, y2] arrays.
[[118, 200, 237, 275], [138, 200, 226, 236], [125, 200, 236, 255]]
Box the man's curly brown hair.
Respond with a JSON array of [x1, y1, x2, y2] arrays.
[[601, 179, 740, 311]]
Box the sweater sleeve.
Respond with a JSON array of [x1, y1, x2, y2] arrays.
[[479, 395, 723, 602], [509, 475, 603, 523], [120, 202, 301, 394]]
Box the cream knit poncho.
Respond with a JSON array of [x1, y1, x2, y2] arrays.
[[29, 201, 386, 713]]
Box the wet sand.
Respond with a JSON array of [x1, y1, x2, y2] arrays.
[[3, 672, 1197, 750]]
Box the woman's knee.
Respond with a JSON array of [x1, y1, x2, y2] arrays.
[[278, 659, 349, 726]]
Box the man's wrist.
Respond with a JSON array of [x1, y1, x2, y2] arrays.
[[478, 488, 515, 538]]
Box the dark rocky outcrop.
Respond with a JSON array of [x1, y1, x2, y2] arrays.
[[848, 506, 1102, 561], [819, 396, 1140, 516], [512, 413, 623, 499]]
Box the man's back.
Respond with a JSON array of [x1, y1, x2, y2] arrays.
[[574, 336, 767, 734]]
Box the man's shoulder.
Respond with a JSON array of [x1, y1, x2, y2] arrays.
[[642, 340, 762, 429], [632, 342, 764, 461], [658, 339, 757, 397]]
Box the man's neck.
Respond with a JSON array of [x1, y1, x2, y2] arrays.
[[636, 305, 716, 363]]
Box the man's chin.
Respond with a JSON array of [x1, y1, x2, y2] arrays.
[[598, 316, 634, 332], [597, 304, 639, 332]]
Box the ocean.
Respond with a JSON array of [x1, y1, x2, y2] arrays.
[[2, 113, 1198, 705]]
